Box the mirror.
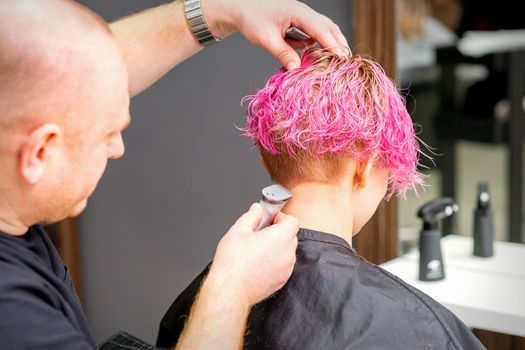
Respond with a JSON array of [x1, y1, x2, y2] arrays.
[[395, 0, 525, 252]]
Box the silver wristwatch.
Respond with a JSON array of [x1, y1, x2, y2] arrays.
[[183, 0, 221, 47]]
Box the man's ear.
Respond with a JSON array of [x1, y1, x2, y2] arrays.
[[355, 158, 374, 189], [19, 124, 62, 185]]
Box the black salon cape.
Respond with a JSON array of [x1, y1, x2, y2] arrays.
[[157, 228, 485, 350], [0, 225, 95, 349]]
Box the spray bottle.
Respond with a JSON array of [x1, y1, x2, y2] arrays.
[[473, 182, 494, 257], [417, 198, 459, 281]]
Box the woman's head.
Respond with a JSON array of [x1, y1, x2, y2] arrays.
[[243, 49, 425, 198]]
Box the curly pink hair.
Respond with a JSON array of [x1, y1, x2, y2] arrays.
[[242, 49, 425, 196]]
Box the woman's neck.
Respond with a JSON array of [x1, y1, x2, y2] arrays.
[[282, 182, 354, 245]]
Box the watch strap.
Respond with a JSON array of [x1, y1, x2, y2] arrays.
[[183, 0, 220, 47]]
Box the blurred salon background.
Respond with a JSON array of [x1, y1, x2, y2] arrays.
[[46, 1, 525, 348]]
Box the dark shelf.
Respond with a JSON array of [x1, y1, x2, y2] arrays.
[[436, 113, 508, 144]]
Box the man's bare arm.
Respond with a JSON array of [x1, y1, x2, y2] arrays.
[[110, 0, 349, 97], [110, 1, 200, 97], [175, 273, 250, 350], [175, 204, 299, 349]]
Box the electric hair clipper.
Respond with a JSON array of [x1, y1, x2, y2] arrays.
[[256, 184, 293, 231]]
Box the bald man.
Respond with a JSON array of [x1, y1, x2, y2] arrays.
[[0, 0, 348, 349]]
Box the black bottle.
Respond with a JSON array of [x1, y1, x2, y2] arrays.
[[417, 198, 459, 282], [473, 183, 494, 257]]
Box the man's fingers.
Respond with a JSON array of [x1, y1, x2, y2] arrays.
[[328, 21, 349, 51], [284, 37, 316, 50], [297, 23, 340, 55], [266, 212, 299, 238], [264, 31, 301, 70], [292, 7, 348, 56], [234, 202, 263, 231]]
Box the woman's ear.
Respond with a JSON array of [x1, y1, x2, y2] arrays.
[[19, 123, 62, 185], [355, 158, 374, 189]]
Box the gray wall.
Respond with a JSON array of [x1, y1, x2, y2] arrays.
[[77, 0, 352, 344]]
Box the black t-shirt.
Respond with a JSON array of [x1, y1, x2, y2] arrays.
[[157, 228, 486, 350], [0, 225, 95, 349]]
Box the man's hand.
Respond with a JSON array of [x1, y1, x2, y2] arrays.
[[111, 0, 349, 95], [175, 203, 298, 349], [208, 202, 299, 306], [203, 0, 349, 70]]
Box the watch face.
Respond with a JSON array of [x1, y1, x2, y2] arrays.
[[184, 0, 200, 11]]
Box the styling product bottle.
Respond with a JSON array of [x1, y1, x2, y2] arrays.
[[417, 198, 459, 281], [473, 182, 494, 257]]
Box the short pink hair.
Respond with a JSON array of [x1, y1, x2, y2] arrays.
[[242, 49, 424, 196]]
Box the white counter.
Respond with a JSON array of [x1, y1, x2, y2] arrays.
[[380, 235, 525, 337]]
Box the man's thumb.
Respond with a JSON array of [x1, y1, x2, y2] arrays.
[[234, 202, 264, 231], [265, 32, 301, 70]]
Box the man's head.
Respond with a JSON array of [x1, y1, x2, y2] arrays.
[[0, 0, 130, 233], [243, 49, 424, 232]]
